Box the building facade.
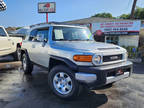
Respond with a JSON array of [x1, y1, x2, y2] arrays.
[[65, 17, 142, 48]]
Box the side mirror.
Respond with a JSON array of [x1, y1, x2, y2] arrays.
[[0, 0, 6, 11], [44, 38, 48, 42], [42, 38, 48, 47]]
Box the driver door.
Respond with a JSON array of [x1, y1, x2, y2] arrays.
[[29, 28, 49, 67]]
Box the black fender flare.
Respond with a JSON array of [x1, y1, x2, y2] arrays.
[[20, 48, 30, 60], [49, 55, 78, 71]]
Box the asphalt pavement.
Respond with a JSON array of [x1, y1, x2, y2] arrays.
[[0, 56, 144, 108]]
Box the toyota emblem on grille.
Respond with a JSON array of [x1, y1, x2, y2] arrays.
[[110, 56, 118, 60]]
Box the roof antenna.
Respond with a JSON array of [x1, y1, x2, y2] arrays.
[[0, 0, 6, 11]]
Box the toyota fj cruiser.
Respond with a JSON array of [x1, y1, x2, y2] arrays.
[[21, 23, 133, 99]]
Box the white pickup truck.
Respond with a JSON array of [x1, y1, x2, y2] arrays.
[[0, 26, 22, 60]]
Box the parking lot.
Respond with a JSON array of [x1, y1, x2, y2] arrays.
[[0, 56, 144, 108]]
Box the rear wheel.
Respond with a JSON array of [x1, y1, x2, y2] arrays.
[[22, 53, 33, 74], [48, 65, 79, 99]]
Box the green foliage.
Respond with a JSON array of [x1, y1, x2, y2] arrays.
[[92, 7, 144, 19], [134, 7, 144, 19], [122, 46, 138, 58], [16, 27, 22, 30], [119, 7, 144, 19], [119, 14, 130, 19], [92, 12, 113, 18]]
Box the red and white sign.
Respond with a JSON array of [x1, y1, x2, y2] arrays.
[[38, 2, 56, 13], [92, 21, 141, 35]]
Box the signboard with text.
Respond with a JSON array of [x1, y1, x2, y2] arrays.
[[92, 21, 141, 36], [38, 2, 56, 13]]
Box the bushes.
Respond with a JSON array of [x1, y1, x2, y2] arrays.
[[122, 46, 138, 58]]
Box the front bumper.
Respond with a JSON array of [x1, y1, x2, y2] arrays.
[[75, 61, 133, 88]]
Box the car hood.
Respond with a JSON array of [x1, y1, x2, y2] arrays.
[[51, 41, 124, 52]]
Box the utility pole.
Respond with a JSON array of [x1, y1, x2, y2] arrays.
[[130, 0, 137, 19]]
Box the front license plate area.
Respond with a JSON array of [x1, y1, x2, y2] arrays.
[[116, 69, 124, 76]]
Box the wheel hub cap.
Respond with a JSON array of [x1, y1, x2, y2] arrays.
[[53, 72, 72, 95]]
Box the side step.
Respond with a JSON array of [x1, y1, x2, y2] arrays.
[[0, 61, 22, 70]]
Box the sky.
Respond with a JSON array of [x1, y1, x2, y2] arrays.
[[0, 0, 144, 27]]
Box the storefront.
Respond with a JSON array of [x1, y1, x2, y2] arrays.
[[92, 21, 141, 48]]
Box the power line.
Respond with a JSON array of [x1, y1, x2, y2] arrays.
[[126, 0, 132, 9]]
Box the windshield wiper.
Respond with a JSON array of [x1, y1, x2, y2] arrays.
[[68, 39, 84, 41], [85, 39, 93, 41], [55, 39, 68, 41], [55, 39, 93, 41]]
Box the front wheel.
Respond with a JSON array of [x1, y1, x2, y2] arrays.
[[21, 53, 33, 74], [48, 65, 79, 99]]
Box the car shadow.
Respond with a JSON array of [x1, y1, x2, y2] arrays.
[[20, 71, 108, 108], [0, 55, 14, 63]]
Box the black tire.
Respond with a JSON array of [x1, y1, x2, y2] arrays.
[[13, 47, 21, 61], [48, 65, 79, 99], [21, 53, 33, 74]]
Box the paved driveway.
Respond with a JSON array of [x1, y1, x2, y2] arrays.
[[0, 56, 144, 108]]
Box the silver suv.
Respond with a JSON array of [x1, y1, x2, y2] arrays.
[[21, 23, 133, 99]]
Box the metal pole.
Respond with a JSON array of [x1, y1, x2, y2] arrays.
[[130, 0, 137, 19], [46, 13, 48, 23]]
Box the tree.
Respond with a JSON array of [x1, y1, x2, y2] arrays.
[[119, 14, 130, 19], [92, 12, 113, 18], [134, 7, 144, 19], [120, 7, 144, 19]]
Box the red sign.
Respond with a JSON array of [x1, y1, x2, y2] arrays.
[[38, 2, 56, 13]]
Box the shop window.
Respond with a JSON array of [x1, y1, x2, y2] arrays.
[[106, 36, 119, 45]]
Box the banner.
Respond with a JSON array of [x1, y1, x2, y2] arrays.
[[92, 21, 141, 36]]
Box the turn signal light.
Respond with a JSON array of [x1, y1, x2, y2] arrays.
[[73, 55, 92, 62]]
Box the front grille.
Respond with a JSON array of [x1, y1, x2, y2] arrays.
[[103, 54, 122, 62]]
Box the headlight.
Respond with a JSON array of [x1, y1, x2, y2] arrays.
[[92, 55, 102, 65]]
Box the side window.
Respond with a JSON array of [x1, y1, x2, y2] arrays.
[[0, 27, 7, 37], [29, 29, 37, 41], [36, 30, 48, 42], [29, 28, 49, 42]]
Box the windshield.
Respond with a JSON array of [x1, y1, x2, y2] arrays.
[[53, 26, 93, 41]]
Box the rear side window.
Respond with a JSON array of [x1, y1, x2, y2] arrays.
[[29, 29, 37, 41], [29, 28, 49, 42], [0, 27, 6, 36]]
